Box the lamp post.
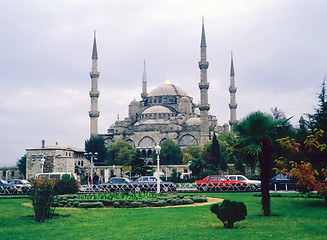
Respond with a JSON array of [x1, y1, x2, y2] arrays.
[[84, 152, 98, 184], [31, 153, 44, 176], [154, 144, 161, 194]]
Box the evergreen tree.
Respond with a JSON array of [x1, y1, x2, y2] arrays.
[[210, 132, 221, 169], [16, 154, 26, 178], [85, 136, 108, 165], [130, 150, 151, 176], [305, 77, 327, 170]]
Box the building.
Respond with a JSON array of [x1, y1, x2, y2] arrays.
[[96, 20, 237, 162], [25, 140, 87, 179]]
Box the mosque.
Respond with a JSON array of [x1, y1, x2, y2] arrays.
[[22, 20, 238, 180], [90, 20, 238, 162]]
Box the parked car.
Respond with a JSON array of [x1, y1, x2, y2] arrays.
[[195, 175, 246, 191], [0, 179, 13, 194], [7, 179, 31, 194], [226, 175, 261, 189], [8, 179, 31, 187], [0, 179, 10, 186], [131, 176, 176, 192], [99, 177, 132, 192], [269, 174, 297, 191]]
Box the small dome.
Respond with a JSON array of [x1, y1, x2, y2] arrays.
[[186, 118, 201, 125], [142, 106, 172, 114], [180, 96, 191, 102], [129, 99, 139, 105], [148, 83, 188, 97]]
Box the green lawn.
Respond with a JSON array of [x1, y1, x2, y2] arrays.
[[0, 193, 326, 240]]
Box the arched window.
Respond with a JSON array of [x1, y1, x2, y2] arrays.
[[138, 136, 156, 148], [126, 139, 135, 148], [178, 135, 198, 146]]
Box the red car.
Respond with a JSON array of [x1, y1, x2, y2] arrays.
[[195, 175, 247, 191]]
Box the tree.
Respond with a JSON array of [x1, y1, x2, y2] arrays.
[[85, 136, 108, 165], [305, 78, 327, 170], [106, 140, 135, 166], [271, 107, 286, 120], [16, 154, 26, 178], [130, 150, 152, 176], [210, 132, 221, 169], [157, 139, 183, 165], [275, 129, 327, 202], [307, 78, 327, 133], [189, 158, 205, 178], [183, 146, 202, 159], [182, 152, 193, 164], [235, 111, 290, 216]]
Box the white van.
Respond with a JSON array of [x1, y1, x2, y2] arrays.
[[35, 172, 78, 180]]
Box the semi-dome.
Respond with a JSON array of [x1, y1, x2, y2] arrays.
[[148, 82, 188, 97], [142, 106, 172, 114], [186, 117, 201, 125]]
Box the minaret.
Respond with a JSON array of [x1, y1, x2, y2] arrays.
[[229, 52, 237, 132], [141, 60, 148, 99], [89, 31, 100, 137], [198, 18, 210, 145]]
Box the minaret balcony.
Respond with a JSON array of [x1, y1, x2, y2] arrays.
[[198, 82, 209, 89], [199, 104, 210, 111], [229, 103, 238, 109], [89, 72, 100, 78], [89, 91, 100, 97], [198, 61, 209, 69], [89, 111, 100, 118], [229, 86, 237, 93]]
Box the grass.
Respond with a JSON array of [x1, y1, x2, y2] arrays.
[[0, 193, 326, 240]]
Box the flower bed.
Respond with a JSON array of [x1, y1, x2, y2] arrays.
[[52, 193, 207, 208]]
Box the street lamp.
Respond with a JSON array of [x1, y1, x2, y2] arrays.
[[31, 153, 44, 176], [84, 152, 98, 184], [154, 144, 161, 194]]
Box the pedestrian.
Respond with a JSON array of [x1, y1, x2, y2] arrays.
[[84, 173, 90, 185], [93, 172, 99, 185]]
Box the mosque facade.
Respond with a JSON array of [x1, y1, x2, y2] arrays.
[[89, 21, 237, 161]]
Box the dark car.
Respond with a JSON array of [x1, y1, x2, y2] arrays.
[[131, 176, 176, 192], [0, 179, 13, 194], [195, 175, 247, 191], [99, 177, 132, 192], [269, 174, 297, 191]]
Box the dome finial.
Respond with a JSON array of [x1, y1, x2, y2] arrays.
[[165, 72, 171, 84]]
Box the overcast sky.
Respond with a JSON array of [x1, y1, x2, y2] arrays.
[[0, 0, 326, 167]]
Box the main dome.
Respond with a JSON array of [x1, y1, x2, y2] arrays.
[[148, 82, 188, 97]]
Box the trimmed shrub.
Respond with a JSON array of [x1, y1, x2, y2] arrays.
[[131, 201, 142, 208], [113, 202, 120, 208], [180, 198, 194, 205], [78, 202, 104, 208], [210, 199, 247, 228], [53, 175, 79, 195]]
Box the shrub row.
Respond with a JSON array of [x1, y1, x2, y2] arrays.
[[52, 193, 207, 208]]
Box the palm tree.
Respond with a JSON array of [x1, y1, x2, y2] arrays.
[[235, 111, 290, 216]]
